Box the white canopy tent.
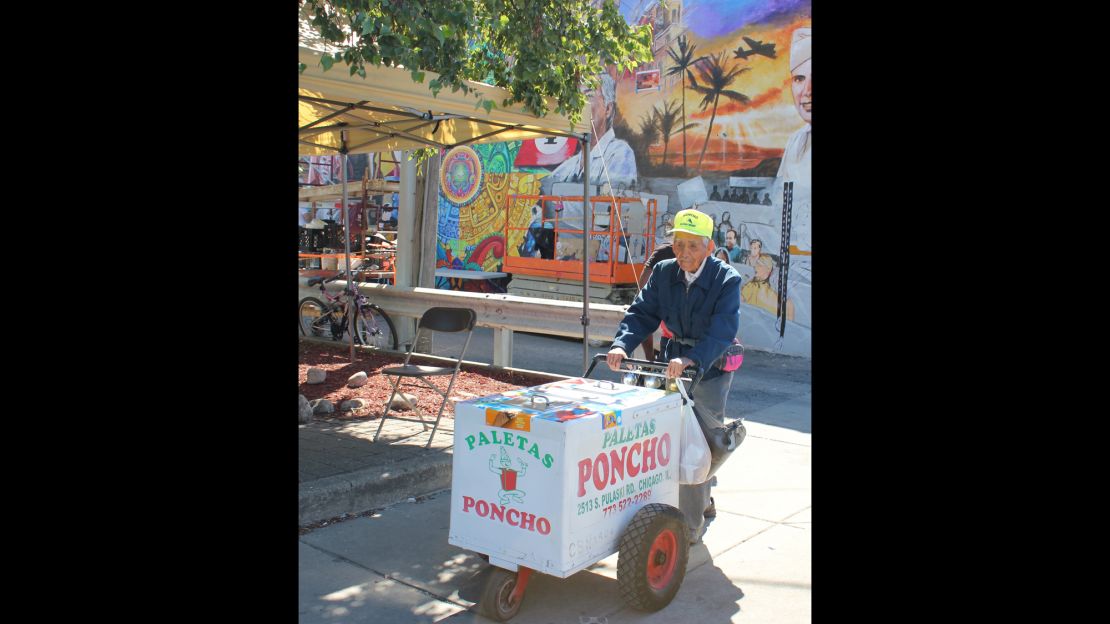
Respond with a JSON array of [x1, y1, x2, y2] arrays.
[[299, 46, 598, 368]]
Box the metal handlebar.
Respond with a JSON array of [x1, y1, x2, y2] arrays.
[[582, 353, 704, 392]]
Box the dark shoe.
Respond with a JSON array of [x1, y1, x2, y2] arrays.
[[704, 497, 716, 518]]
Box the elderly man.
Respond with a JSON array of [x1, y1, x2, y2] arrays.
[[606, 208, 742, 544]]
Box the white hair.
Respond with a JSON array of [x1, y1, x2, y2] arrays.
[[586, 72, 616, 129], [598, 73, 616, 107]]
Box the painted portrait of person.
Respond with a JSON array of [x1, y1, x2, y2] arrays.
[[724, 228, 743, 262], [774, 27, 811, 269], [763, 25, 811, 338], [740, 239, 794, 320], [544, 72, 638, 192], [537, 71, 640, 262]]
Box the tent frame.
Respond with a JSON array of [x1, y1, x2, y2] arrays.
[[300, 51, 594, 370]]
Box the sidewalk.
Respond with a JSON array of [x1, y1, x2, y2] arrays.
[[299, 415, 457, 526]]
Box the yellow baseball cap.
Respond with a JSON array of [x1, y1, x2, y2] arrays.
[[669, 208, 714, 238]]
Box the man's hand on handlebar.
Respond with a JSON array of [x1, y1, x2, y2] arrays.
[[667, 357, 696, 379], [608, 348, 695, 379], [606, 348, 627, 372]]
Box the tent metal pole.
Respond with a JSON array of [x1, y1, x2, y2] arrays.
[[341, 131, 355, 364], [582, 134, 591, 373]]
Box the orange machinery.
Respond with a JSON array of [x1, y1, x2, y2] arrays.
[[502, 194, 658, 286]]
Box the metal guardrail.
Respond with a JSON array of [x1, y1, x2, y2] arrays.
[[299, 278, 633, 367]]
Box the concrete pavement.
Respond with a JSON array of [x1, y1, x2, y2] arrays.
[[300, 414, 457, 526]]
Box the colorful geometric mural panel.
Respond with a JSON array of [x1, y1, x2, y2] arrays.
[[437, 168, 542, 276], [437, 196, 460, 241], [504, 175, 543, 257], [474, 142, 519, 174], [440, 146, 483, 205]]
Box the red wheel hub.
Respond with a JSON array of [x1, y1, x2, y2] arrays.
[[646, 529, 678, 590]]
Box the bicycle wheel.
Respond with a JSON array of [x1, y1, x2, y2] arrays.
[[353, 304, 398, 350], [298, 297, 331, 339]]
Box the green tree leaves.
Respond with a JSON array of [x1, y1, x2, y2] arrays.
[[299, 0, 654, 127]]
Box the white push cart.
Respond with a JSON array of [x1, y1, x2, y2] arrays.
[[449, 355, 704, 620]]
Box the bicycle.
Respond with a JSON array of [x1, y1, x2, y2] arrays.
[[299, 272, 399, 350]]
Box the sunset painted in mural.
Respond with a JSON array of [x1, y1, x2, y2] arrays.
[[615, 0, 811, 173]]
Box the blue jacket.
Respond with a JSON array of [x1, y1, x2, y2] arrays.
[[612, 256, 741, 375]]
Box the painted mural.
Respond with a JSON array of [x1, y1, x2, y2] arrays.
[[435, 142, 545, 292], [435, 0, 812, 356]]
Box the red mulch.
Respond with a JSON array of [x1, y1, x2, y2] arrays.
[[299, 340, 553, 421]]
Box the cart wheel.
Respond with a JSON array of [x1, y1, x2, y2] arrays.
[[478, 567, 524, 621], [617, 503, 689, 611]]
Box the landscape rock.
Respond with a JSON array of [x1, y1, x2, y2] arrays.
[[299, 394, 313, 424], [389, 392, 419, 411], [339, 398, 369, 412]]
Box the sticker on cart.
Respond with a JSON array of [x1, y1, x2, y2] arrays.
[[532, 378, 590, 394], [486, 393, 575, 412], [485, 408, 532, 431], [541, 385, 638, 406], [534, 406, 597, 423], [472, 391, 521, 410], [490, 447, 529, 504], [602, 409, 622, 430]]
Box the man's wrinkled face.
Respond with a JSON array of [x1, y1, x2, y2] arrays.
[[589, 94, 611, 147], [725, 230, 737, 248], [581, 84, 611, 147], [673, 232, 710, 273], [791, 58, 811, 124]]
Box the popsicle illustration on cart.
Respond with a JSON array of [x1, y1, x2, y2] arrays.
[[490, 446, 529, 505]]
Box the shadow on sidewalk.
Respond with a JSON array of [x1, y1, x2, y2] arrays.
[[668, 557, 746, 622], [300, 491, 749, 623], [442, 553, 745, 622]]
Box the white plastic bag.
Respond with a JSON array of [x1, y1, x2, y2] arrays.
[[679, 403, 712, 484]]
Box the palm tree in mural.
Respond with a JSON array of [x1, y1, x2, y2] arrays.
[[665, 34, 706, 175], [638, 108, 661, 165], [655, 99, 697, 167], [689, 52, 751, 173]]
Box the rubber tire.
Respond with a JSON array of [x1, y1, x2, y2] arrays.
[[478, 567, 523, 621], [617, 503, 689, 612], [298, 297, 330, 338], [353, 303, 398, 350]]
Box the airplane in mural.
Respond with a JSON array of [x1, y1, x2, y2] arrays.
[[733, 37, 777, 60]]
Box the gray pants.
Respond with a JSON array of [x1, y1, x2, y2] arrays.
[[679, 370, 733, 541]]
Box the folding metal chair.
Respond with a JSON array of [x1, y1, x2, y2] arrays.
[[372, 307, 477, 448]]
